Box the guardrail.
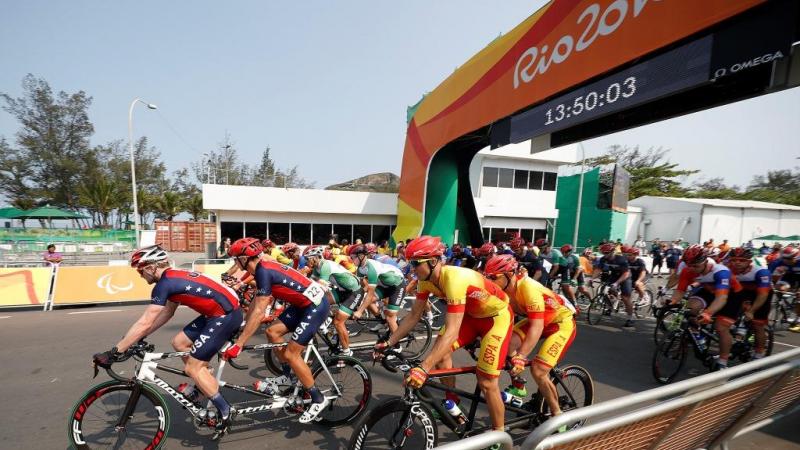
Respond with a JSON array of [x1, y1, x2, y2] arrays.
[[435, 431, 513, 450], [437, 348, 800, 450]]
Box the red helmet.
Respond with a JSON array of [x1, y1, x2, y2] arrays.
[[729, 247, 753, 260], [682, 245, 708, 265], [476, 242, 495, 257], [560, 244, 573, 254], [261, 239, 274, 249], [130, 244, 168, 268], [281, 242, 299, 254], [229, 238, 263, 258], [782, 246, 800, 259], [599, 243, 616, 254], [365, 243, 377, 254], [622, 246, 639, 256], [348, 244, 367, 256], [405, 235, 444, 259], [484, 254, 519, 276], [535, 239, 549, 248], [510, 236, 525, 250]]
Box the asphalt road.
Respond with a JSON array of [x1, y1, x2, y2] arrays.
[[0, 302, 798, 450]]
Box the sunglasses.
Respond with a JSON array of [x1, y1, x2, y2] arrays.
[[409, 258, 434, 268]]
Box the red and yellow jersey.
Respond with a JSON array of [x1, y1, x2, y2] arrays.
[[334, 254, 357, 273], [267, 248, 292, 266], [416, 265, 508, 318], [513, 276, 573, 325]]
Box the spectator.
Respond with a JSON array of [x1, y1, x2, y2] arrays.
[[634, 235, 647, 253], [43, 244, 63, 267], [377, 240, 390, 255], [218, 237, 231, 258], [704, 239, 715, 250], [766, 243, 783, 264], [651, 242, 664, 277], [745, 240, 754, 250], [664, 243, 682, 277], [759, 242, 770, 255], [718, 239, 731, 253]]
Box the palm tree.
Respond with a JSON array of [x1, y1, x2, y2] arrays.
[[155, 191, 183, 221], [185, 194, 205, 221], [79, 179, 120, 228]]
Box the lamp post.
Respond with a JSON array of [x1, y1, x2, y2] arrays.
[[128, 98, 157, 248], [572, 142, 586, 249]]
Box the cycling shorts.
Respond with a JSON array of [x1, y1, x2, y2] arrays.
[[441, 306, 513, 378], [278, 297, 330, 345], [512, 317, 576, 368], [730, 290, 772, 325], [182, 309, 244, 362], [559, 272, 585, 286], [376, 281, 406, 312], [333, 287, 365, 316], [690, 289, 741, 325]]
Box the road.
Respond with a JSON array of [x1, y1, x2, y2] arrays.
[[0, 303, 797, 449]]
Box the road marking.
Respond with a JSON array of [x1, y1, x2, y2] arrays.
[[68, 309, 123, 315], [0, 316, 11, 319], [774, 341, 799, 348]]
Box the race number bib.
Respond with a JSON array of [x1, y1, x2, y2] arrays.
[[303, 282, 326, 306]]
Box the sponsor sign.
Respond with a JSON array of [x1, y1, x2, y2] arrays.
[[53, 266, 152, 304], [0, 267, 53, 306]]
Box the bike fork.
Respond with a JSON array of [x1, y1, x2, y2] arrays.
[[115, 382, 143, 430]]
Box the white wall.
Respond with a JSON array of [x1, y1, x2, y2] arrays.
[[624, 207, 643, 243], [216, 210, 396, 225], [778, 211, 800, 236], [628, 197, 703, 242]]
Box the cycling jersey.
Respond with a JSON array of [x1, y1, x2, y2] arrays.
[[334, 254, 357, 273], [677, 259, 742, 296], [768, 259, 800, 287], [597, 255, 630, 280], [291, 255, 307, 271], [511, 276, 573, 324], [557, 254, 581, 280], [357, 259, 405, 288], [312, 259, 360, 292], [628, 257, 648, 281], [539, 249, 563, 268], [254, 260, 324, 308], [268, 248, 292, 265], [731, 263, 772, 323], [372, 253, 400, 268], [151, 269, 239, 317], [516, 249, 539, 273], [416, 265, 509, 318]]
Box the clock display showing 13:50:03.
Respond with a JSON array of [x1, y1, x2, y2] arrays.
[[544, 76, 637, 126]]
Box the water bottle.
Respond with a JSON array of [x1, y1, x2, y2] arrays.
[[442, 399, 467, 425], [501, 391, 524, 408], [692, 331, 706, 352], [177, 383, 206, 404], [734, 324, 747, 342]]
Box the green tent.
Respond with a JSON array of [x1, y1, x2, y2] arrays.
[[753, 234, 784, 241], [7, 206, 88, 220], [0, 207, 24, 219]]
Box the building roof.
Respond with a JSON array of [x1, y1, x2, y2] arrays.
[[631, 196, 800, 211], [478, 141, 578, 164]]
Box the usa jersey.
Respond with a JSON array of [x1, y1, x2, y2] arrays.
[[768, 259, 800, 286], [677, 259, 742, 295], [254, 260, 316, 308], [732, 263, 771, 295], [151, 269, 239, 317]]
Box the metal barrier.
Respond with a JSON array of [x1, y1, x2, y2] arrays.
[[435, 431, 514, 450], [436, 349, 800, 450]]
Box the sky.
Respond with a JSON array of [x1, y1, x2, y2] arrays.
[[1, 0, 799, 191]]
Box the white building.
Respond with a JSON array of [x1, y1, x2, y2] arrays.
[[203, 141, 578, 244], [625, 196, 800, 245]]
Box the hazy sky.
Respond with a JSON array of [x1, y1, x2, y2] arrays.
[[2, 1, 798, 190]]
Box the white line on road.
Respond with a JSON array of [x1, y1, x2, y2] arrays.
[[68, 309, 123, 315], [774, 341, 799, 348], [0, 316, 11, 319]]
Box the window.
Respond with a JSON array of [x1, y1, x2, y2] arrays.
[[291, 223, 311, 245], [543, 172, 557, 191], [244, 222, 266, 240], [353, 224, 372, 243], [268, 222, 289, 244], [498, 168, 514, 188], [312, 224, 333, 244], [220, 221, 244, 241], [333, 224, 352, 244], [529, 171, 543, 190], [534, 229, 547, 242], [482, 227, 490, 240], [482, 167, 498, 187], [514, 170, 528, 189], [520, 228, 534, 243], [372, 225, 390, 244]]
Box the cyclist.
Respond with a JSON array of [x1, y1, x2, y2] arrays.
[[474, 241, 496, 271], [281, 242, 307, 271], [728, 247, 772, 358], [262, 239, 293, 265], [556, 244, 587, 310], [483, 254, 575, 431], [536, 240, 561, 287], [349, 244, 406, 334], [670, 245, 743, 370], [596, 242, 635, 328], [768, 246, 800, 332], [92, 245, 242, 436], [376, 235, 513, 434], [623, 246, 650, 309], [222, 238, 330, 422], [304, 245, 364, 355]]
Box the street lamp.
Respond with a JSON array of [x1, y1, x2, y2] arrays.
[[128, 98, 157, 248], [572, 142, 586, 249]]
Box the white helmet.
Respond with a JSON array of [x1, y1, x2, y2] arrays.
[[130, 244, 169, 268], [303, 245, 325, 258]]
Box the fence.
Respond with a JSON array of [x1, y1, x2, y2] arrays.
[[441, 348, 800, 450]]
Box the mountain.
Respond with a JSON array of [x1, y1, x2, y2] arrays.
[[325, 172, 400, 193]]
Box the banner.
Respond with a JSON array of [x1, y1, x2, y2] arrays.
[[193, 264, 231, 282], [52, 266, 153, 304], [0, 267, 53, 307]]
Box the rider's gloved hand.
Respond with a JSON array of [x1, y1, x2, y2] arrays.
[[222, 344, 242, 360], [697, 310, 713, 325], [510, 352, 527, 376], [372, 340, 389, 361], [93, 347, 121, 369], [405, 366, 429, 389]]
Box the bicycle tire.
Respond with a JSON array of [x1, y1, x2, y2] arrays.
[[396, 316, 433, 359], [348, 397, 438, 450], [534, 365, 594, 430], [586, 294, 607, 325], [313, 356, 372, 427], [652, 331, 688, 384], [68, 380, 170, 450]]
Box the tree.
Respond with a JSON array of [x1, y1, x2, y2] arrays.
[[0, 74, 94, 209], [582, 145, 697, 199], [0, 137, 37, 208], [154, 191, 183, 221], [79, 178, 122, 228], [691, 177, 742, 200], [743, 169, 800, 206], [185, 194, 205, 221]]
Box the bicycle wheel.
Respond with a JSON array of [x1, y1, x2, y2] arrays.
[[654, 308, 682, 346], [348, 397, 438, 450], [68, 380, 170, 450], [535, 365, 594, 430], [586, 294, 607, 325], [396, 316, 433, 359], [574, 292, 592, 311], [313, 356, 372, 426], [652, 331, 688, 384], [263, 347, 284, 376]]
